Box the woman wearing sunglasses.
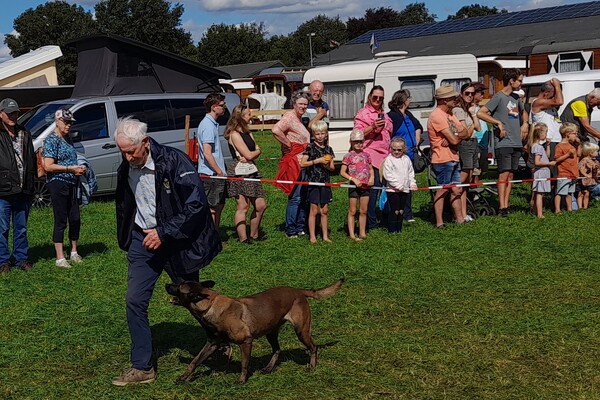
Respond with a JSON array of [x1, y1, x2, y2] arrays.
[[43, 109, 87, 269], [353, 85, 392, 230], [452, 83, 481, 222]]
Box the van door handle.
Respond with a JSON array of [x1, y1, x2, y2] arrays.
[[102, 143, 117, 149]]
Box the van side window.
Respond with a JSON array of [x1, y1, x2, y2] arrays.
[[72, 103, 109, 141], [115, 100, 171, 133], [401, 80, 435, 108], [323, 83, 366, 119], [170, 99, 206, 129]]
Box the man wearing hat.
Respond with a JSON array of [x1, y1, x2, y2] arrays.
[[0, 98, 36, 273], [428, 85, 470, 228], [477, 68, 529, 217]]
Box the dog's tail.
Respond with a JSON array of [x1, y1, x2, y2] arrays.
[[302, 278, 344, 300]]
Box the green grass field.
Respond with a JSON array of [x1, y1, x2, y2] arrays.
[[1, 132, 600, 399]]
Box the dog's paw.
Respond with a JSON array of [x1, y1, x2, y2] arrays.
[[260, 366, 275, 375]]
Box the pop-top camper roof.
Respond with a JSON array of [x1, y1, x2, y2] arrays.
[[68, 34, 230, 97]]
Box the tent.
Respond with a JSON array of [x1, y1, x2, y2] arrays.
[[68, 34, 230, 97]]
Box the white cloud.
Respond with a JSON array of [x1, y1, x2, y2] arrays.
[[0, 39, 12, 63], [197, 0, 356, 14], [182, 19, 209, 43]]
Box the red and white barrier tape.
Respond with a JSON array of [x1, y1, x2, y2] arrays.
[[200, 174, 582, 192]]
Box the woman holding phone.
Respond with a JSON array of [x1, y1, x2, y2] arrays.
[[353, 85, 392, 230]]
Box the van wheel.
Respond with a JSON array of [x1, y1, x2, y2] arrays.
[[32, 179, 52, 208]]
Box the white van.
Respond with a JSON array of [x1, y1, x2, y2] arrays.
[[19, 92, 240, 206], [522, 70, 600, 131], [302, 52, 478, 159]]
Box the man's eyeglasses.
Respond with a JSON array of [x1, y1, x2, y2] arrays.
[[61, 119, 74, 125], [218, 102, 226, 108], [371, 95, 384, 101]]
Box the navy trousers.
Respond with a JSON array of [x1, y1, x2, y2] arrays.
[[126, 228, 199, 370]]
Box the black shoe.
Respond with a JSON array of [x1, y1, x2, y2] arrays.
[[18, 260, 33, 271], [241, 239, 253, 244], [0, 262, 10, 273], [499, 208, 509, 217], [251, 235, 267, 241]]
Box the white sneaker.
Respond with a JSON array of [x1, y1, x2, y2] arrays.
[[70, 253, 83, 263], [56, 258, 72, 268], [464, 215, 474, 222]]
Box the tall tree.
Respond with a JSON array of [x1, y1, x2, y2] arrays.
[[346, 3, 436, 40], [399, 3, 437, 25], [271, 15, 347, 66], [198, 23, 269, 67], [4, 1, 98, 84], [447, 4, 507, 19], [95, 0, 197, 61]]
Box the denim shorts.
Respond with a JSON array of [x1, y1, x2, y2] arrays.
[[495, 147, 522, 173], [556, 178, 576, 195], [432, 161, 461, 185]]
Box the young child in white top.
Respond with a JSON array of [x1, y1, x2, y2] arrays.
[[382, 137, 417, 233], [578, 141, 600, 209]]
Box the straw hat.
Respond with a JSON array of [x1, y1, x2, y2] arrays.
[[434, 85, 459, 99]]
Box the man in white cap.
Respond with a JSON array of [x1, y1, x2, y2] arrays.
[[0, 98, 36, 273]]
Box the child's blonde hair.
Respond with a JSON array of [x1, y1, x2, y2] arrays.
[[581, 141, 599, 157], [311, 120, 328, 134], [527, 122, 548, 152], [559, 122, 579, 138]]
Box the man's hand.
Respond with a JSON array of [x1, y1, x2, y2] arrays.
[[497, 122, 507, 139], [142, 228, 162, 250]]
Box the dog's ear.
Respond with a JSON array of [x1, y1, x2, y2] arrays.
[[200, 280, 216, 289]]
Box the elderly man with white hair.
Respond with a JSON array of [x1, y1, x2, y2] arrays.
[[304, 80, 330, 130], [560, 87, 600, 143], [112, 116, 221, 386]]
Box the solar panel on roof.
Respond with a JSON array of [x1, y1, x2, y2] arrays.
[[347, 1, 600, 45]]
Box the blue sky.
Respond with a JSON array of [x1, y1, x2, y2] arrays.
[[0, 0, 591, 62]]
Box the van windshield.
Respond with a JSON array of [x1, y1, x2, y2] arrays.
[[18, 103, 72, 139]]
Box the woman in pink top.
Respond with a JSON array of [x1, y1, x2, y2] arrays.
[[354, 85, 392, 229]]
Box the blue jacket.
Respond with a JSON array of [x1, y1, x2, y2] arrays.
[[77, 153, 97, 206], [116, 138, 221, 274]]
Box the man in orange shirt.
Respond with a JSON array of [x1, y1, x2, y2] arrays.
[[427, 86, 470, 227]]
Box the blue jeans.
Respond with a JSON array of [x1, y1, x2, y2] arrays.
[[126, 228, 199, 370], [0, 194, 30, 266], [285, 171, 307, 235], [367, 167, 381, 230]]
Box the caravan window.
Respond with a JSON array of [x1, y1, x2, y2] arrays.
[[324, 83, 366, 119], [401, 80, 434, 108], [441, 79, 472, 93], [170, 99, 206, 129]]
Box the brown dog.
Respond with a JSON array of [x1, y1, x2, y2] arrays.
[[165, 278, 344, 383]]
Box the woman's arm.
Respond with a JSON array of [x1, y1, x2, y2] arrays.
[[230, 131, 260, 161]]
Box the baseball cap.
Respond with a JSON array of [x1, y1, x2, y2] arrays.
[[0, 98, 19, 113], [349, 129, 364, 141], [55, 109, 76, 122]]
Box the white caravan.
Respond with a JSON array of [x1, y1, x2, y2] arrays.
[[522, 70, 600, 132], [303, 51, 478, 159]]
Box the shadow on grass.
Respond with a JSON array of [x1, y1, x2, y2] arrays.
[[152, 321, 339, 381], [28, 241, 109, 262]]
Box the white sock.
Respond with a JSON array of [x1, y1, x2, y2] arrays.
[[56, 258, 66, 263], [70, 252, 78, 257]]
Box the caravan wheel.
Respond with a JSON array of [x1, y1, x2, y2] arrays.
[[32, 178, 52, 208]]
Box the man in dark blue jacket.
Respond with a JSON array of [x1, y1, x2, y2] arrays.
[[112, 116, 221, 386]]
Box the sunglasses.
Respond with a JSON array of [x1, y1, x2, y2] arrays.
[[463, 91, 475, 96], [391, 148, 405, 152], [60, 119, 74, 125], [351, 140, 364, 144], [371, 95, 384, 101]]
